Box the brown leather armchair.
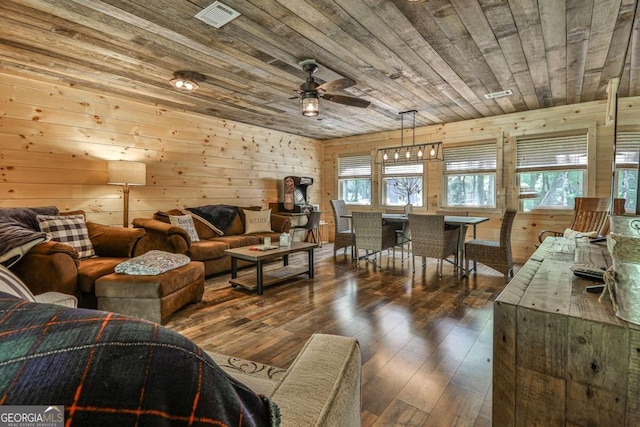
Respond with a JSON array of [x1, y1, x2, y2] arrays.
[[11, 221, 145, 308]]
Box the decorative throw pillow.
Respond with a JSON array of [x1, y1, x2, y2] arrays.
[[0, 265, 36, 302], [169, 214, 200, 242], [244, 209, 272, 234], [563, 228, 598, 238], [115, 250, 191, 275], [36, 214, 96, 259]]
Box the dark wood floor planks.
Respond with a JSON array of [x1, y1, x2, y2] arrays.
[[165, 244, 512, 426]]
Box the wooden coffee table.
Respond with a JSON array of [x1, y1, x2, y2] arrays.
[[224, 242, 318, 295]]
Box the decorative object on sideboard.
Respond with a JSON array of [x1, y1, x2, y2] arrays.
[[603, 231, 640, 326], [107, 161, 146, 228], [375, 110, 443, 164]]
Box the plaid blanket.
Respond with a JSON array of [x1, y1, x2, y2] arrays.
[[0, 293, 279, 426]]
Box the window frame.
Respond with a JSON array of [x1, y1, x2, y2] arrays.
[[514, 129, 592, 212], [614, 130, 640, 212], [442, 141, 497, 209], [337, 153, 372, 206], [380, 162, 424, 207]]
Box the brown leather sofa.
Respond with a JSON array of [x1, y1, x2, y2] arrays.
[[132, 207, 291, 276], [11, 221, 146, 308]]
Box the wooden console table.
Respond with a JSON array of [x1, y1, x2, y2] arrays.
[[493, 237, 640, 426]]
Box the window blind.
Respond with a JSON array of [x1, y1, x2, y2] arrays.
[[516, 134, 587, 171], [443, 143, 496, 173], [382, 163, 423, 175], [338, 155, 371, 177], [615, 132, 640, 166]]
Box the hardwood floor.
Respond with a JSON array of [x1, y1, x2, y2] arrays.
[[165, 244, 513, 426]]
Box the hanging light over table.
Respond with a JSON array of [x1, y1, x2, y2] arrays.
[[375, 110, 444, 164]]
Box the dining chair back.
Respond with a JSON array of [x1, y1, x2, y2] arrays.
[[407, 214, 460, 277], [352, 212, 397, 269], [465, 209, 517, 280], [291, 210, 323, 246], [330, 200, 355, 258]]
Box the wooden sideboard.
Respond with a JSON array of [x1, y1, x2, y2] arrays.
[[493, 237, 640, 426]]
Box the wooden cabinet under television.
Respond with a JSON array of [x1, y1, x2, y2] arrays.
[[493, 237, 640, 426]]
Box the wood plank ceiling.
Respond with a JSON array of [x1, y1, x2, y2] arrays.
[[0, 0, 638, 140]]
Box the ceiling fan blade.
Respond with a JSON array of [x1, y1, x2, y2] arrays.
[[317, 77, 356, 92], [322, 93, 370, 108]]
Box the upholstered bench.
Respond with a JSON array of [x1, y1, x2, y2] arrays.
[[95, 261, 205, 324]]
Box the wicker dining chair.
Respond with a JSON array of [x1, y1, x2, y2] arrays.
[[352, 212, 397, 269], [537, 197, 625, 243], [407, 214, 460, 277], [465, 209, 517, 280], [330, 199, 355, 259]]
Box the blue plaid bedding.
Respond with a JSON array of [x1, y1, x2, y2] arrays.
[[0, 292, 279, 426]]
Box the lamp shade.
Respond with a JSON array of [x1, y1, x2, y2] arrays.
[[107, 161, 146, 186]]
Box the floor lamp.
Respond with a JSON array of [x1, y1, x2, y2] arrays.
[[107, 161, 146, 227]]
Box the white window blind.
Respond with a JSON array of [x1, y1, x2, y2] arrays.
[[516, 134, 587, 171], [615, 132, 640, 166], [383, 163, 423, 175], [444, 143, 496, 173], [338, 155, 371, 177]]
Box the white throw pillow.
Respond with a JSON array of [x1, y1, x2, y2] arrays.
[[36, 214, 96, 258], [244, 209, 272, 234], [563, 228, 598, 238], [169, 214, 200, 242]]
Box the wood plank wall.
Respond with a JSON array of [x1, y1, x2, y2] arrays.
[[321, 97, 640, 263], [0, 72, 323, 225], [3, 69, 639, 264]]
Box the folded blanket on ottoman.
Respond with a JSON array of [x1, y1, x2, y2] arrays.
[[0, 292, 280, 426], [115, 250, 191, 275]]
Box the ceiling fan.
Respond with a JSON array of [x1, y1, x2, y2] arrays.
[[293, 59, 370, 117]]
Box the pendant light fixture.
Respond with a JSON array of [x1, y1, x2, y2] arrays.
[[375, 110, 443, 164]]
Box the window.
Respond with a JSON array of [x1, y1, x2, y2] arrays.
[[338, 154, 371, 205], [443, 143, 496, 207], [382, 163, 423, 207], [516, 133, 588, 211], [615, 132, 639, 212]]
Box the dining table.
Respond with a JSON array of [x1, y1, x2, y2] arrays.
[[342, 213, 490, 275]]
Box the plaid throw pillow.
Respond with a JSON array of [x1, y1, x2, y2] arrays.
[[37, 214, 96, 259]]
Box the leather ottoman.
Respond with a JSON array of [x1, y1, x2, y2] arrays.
[[95, 261, 205, 324]]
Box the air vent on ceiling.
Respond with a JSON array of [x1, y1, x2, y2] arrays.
[[195, 1, 240, 29], [484, 89, 513, 99]]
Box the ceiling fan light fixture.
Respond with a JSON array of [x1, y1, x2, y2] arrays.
[[301, 91, 319, 116]]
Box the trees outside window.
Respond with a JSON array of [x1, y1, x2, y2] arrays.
[[382, 163, 423, 207], [444, 143, 496, 208]]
